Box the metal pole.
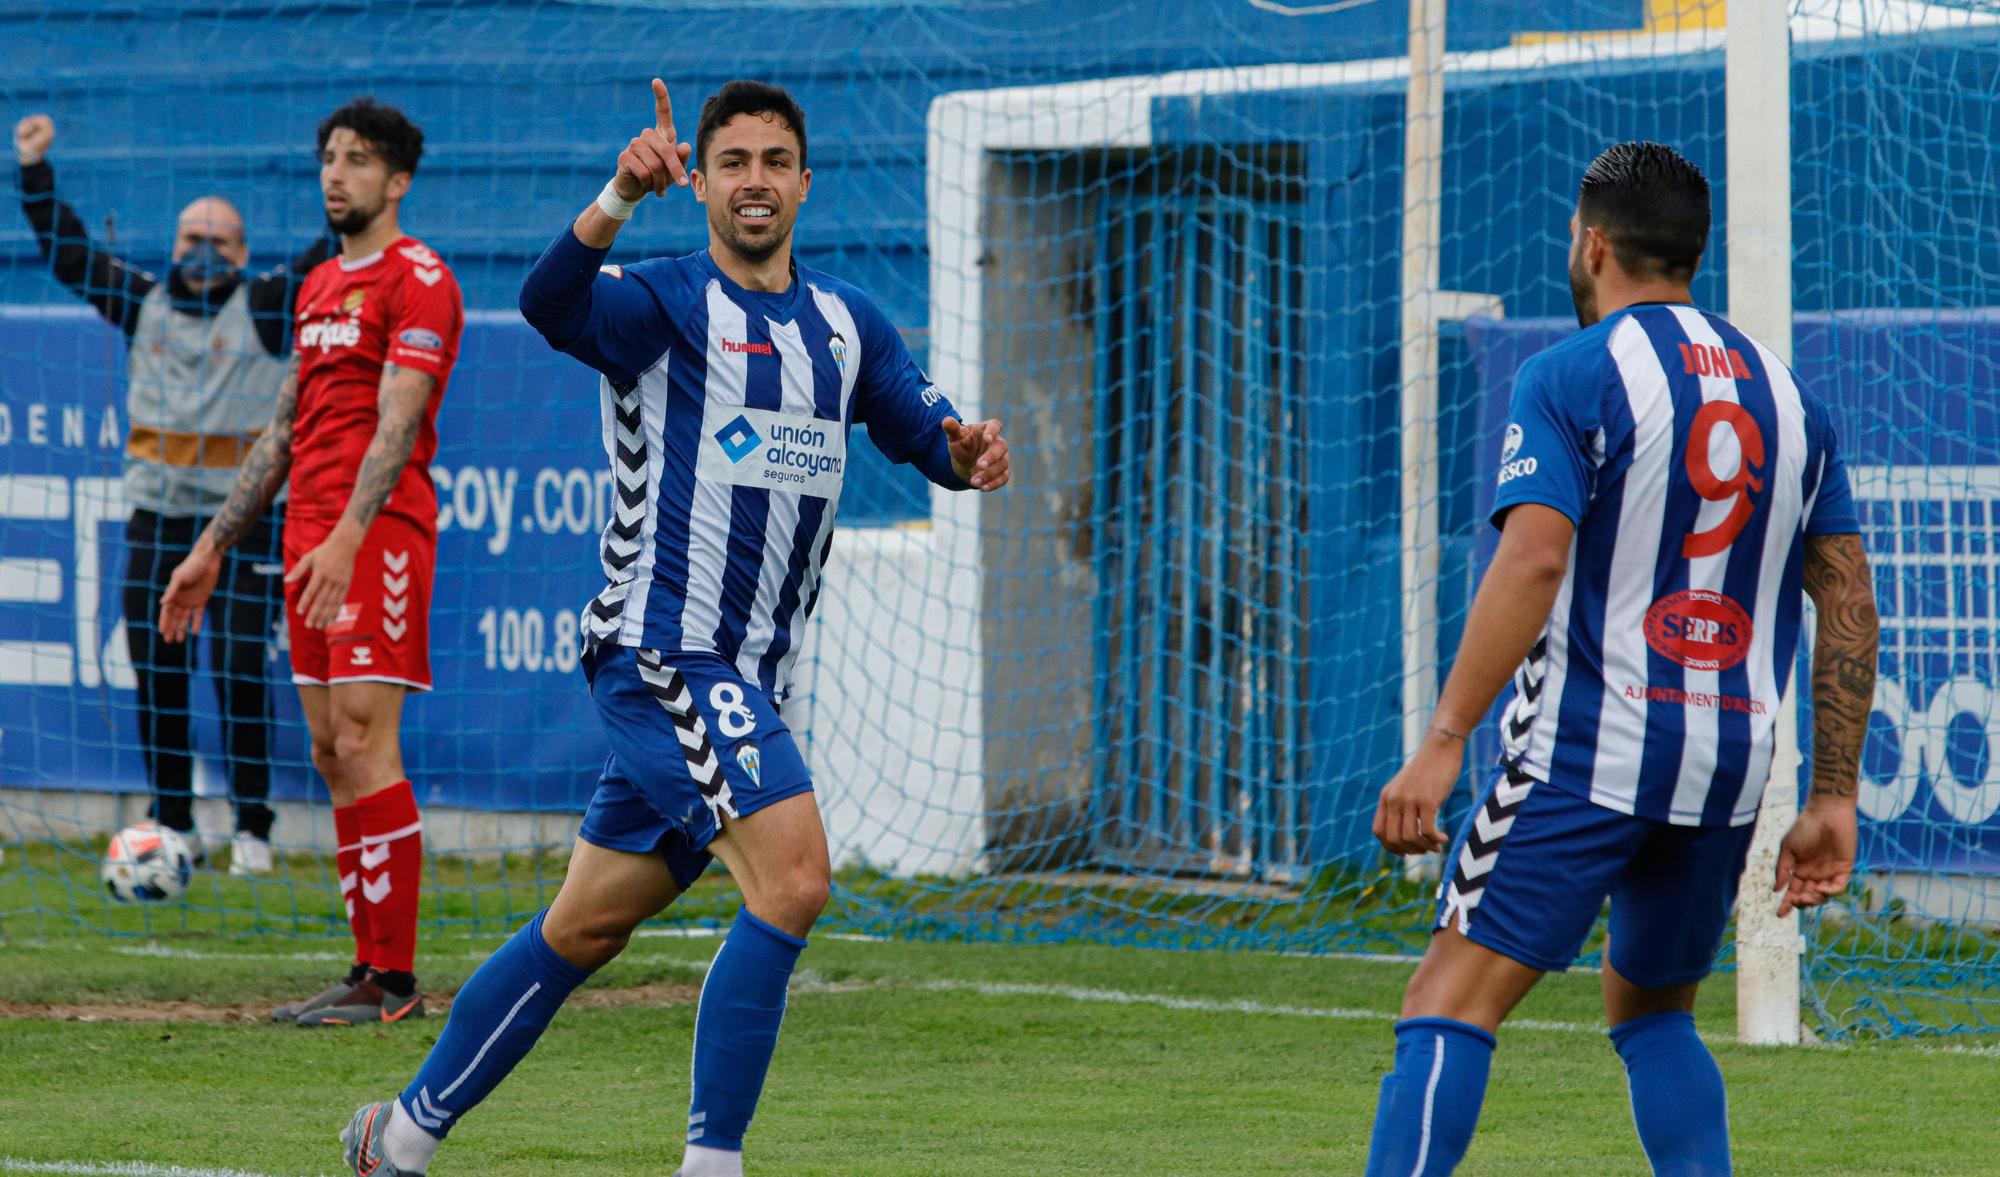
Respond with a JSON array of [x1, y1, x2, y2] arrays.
[[1728, 0, 1805, 1047], [1399, 0, 1446, 775]]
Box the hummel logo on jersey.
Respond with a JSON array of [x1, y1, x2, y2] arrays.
[[722, 338, 774, 355], [412, 265, 443, 287], [715, 415, 762, 463]]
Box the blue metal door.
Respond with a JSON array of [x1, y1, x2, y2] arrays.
[[1090, 193, 1312, 881]]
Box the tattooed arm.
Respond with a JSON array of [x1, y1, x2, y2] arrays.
[[1773, 531, 1879, 916], [1802, 532, 1880, 801], [287, 363, 436, 629], [158, 357, 301, 642]]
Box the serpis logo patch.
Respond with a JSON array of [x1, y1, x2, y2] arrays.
[[714, 415, 762, 463], [1644, 589, 1753, 671], [397, 328, 443, 350]]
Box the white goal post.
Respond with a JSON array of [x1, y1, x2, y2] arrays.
[[1726, 0, 1806, 1047]]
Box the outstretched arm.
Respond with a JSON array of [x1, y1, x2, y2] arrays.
[[286, 363, 436, 628], [521, 77, 690, 352], [246, 232, 336, 357], [1775, 531, 1878, 915], [15, 114, 155, 336], [159, 356, 301, 641]]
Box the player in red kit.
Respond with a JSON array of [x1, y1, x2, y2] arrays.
[[161, 98, 462, 1027]]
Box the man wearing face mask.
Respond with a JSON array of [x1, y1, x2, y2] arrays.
[[15, 113, 331, 874]]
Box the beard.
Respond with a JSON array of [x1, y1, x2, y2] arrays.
[[325, 195, 386, 237], [711, 205, 792, 265], [1568, 251, 1598, 328]]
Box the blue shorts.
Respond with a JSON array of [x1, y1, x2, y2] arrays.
[[1436, 765, 1759, 987], [577, 645, 814, 890]]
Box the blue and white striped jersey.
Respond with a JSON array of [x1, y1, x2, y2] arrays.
[[1492, 302, 1859, 827], [521, 230, 965, 701]]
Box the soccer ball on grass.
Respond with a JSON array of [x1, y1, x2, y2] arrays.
[[101, 823, 195, 902]]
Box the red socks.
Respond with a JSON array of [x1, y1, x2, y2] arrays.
[[332, 804, 373, 968], [355, 780, 424, 974]]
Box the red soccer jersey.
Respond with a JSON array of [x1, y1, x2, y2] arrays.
[[290, 236, 463, 530]]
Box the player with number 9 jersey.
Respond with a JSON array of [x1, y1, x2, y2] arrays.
[[1364, 142, 1876, 1177]]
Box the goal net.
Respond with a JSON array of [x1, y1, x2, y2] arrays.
[[3, 0, 1997, 1040]]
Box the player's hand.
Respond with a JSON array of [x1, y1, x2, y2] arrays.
[[943, 417, 1011, 491], [286, 525, 362, 630], [613, 78, 693, 200], [1773, 802, 1857, 917], [1373, 738, 1461, 856], [158, 542, 221, 644], [14, 114, 53, 167]]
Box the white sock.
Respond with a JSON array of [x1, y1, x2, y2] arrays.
[[383, 1100, 443, 1172], [679, 1142, 745, 1177]]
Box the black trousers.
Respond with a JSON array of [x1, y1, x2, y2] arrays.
[[122, 506, 284, 839]]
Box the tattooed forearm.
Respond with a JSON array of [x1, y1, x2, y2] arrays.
[[201, 359, 298, 553], [1802, 532, 1880, 801], [339, 363, 435, 533]]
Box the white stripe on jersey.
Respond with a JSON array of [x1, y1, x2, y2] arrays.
[[681, 283, 747, 653], [765, 286, 865, 690], [1665, 306, 1745, 818], [735, 319, 819, 683], [1736, 335, 1810, 823], [1590, 316, 1676, 815]]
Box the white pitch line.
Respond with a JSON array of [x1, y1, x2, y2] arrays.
[[0, 1158, 332, 1177]]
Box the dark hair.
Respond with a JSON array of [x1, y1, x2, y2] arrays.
[[316, 98, 425, 176], [1577, 141, 1711, 282], [695, 80, 807, 171]]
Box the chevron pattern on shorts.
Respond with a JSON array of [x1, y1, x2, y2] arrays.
[[588, 383, 649, 642], [632, 649, 736, 821], [1437, 763, 1538, 935]]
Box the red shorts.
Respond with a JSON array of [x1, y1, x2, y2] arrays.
[[284, 513, 435, 691]]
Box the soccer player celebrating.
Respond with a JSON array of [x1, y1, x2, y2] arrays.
[[1364, 142, 1877, 1175], [337, 78, 1010, 1177], [161, 99, 463, 1027]]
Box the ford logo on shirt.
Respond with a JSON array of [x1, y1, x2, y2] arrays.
[[397, 328, 444, 350]]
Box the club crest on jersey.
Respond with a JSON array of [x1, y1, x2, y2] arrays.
[[342, 289, 366, 313], [735, 743, 762, 787], [1502, 422, 1523, 463], [828, 330, 848, 376], [1643, 589, 1753, 672]]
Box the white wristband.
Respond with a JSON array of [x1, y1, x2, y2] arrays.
[[595, 180, 638, 222]]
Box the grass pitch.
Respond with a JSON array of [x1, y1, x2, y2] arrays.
[[1, 925, 1997, 1176]]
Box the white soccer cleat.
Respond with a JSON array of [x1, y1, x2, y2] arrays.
[[228, 830, 275, 876]]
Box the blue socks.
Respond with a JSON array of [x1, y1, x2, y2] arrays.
[[687, 908, 807, 1153], [397, 909, 591, 1139], [1365, 1017, 1496, 1177], [1610, 1011, 1732, 1176]]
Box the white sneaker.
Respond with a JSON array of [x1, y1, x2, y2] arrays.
[[228, 830, 275, 876]]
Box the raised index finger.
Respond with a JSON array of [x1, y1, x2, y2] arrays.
[[652, 78, 675, 138]]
